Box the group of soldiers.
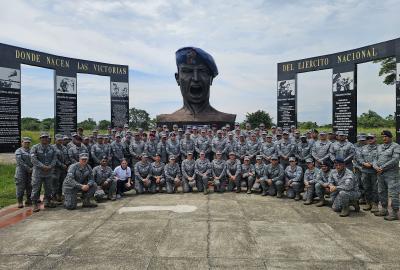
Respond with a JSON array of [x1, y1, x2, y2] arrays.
[[14, 122, 400, 220]]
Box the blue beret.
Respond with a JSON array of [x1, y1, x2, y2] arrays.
[[176, 47, 218, 77], [335, 158, 345, 164]]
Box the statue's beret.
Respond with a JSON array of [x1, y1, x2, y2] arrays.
[[176, 47, 218, 77]]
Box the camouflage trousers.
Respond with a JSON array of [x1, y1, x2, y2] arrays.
[[304, 183, 316, 201], [242, 176, 255, 191], [64, 184, 97, 210], [94, 180, 117, 201], [166, 178, 181, 193], [182, 176, 207, 192], [331, 190, 360, 211], [135, 178, 156, 194], [261, 179, 284, 196], [15, 172, 32, 200], [52, 167, 67, 197], [285, 180, 303, 199], [213, 177, 226, 192], [361, 172, 378, 204], [227, 175, 242, 192], [31, 170, 53, 203], [315, 183, 329, 199], [378, 172, 400, 211]]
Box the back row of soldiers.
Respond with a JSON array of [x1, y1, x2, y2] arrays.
[[14, 123, 400, 221]]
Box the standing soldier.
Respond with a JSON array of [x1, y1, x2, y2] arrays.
[[303, 158, 320, 205], [111, 133, 124, 169], [62, 153, 98, 210], [103, 136, 112, 162], [329, 132, 355, 170], [164, 155, 182, 193], [91, 135, 107, 167], [150, 153, 165, 192], [353, 134, 367, 204], [328, 131, 336, 144], [226, 152, 242, 193], [122, 131, 132, 166], [52, 134, 69, 204], [225, 133, 238, 159], [194, 151, 212, 194], [30, 132, 57, 212], [14, 137, 33, 208], [157, 134, 168, 164], [181, 152, 196, 193], [359, 134, 378, 212], [129, 132, 145, 171], [68, 135, 88, 164], [236, 134, 248, 163], [134, 154, 154, 194], [311, 132, 332, 168], [264, 155, 284, 197], [247, 133, 261, 164], [211, 151, 227, 193], [328, 158, 360, 217], [296, 134, 312, 172], [254, 155, 268, 195], [195, 129, 212, 161], [284, 157, 303, 200], [145, 133, 158, 162], [93, 157, 117, 201], [373, 130, 400, 221], [212, 130, 227, 159], [315, 161, 331, 207], [241, 156, 255, 194], [166, 132, 181, 164], [276, 131, 294, 169], [180, 131, 195, 161], [260, 134, 276, 165]]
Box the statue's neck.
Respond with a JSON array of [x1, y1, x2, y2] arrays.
[[183, 100, 210, 115]]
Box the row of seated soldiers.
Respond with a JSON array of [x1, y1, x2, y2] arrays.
[[13, 125, 400, 220]]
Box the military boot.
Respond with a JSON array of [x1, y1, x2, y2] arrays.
[[304, 199, 312, 205], [82, 198, 98, 208], [363, 203, 372, 211], [246, 189, 252, 194], [32, 203, 40, 212], [17, 198, 23, 208], [236, 187, 241, 193], [339, 205, 350, 217], [276, 191, 283, 198], [55, 194, 63, 205], [358, 197, 366, 205], [370, 203, 379, 213], [44, 200, 57, 208], [294, 193, 301, 201], [384, 210, 399, 221], [353, 201, 360, 212], [25, 199, 32, 206], [374, 208, 388, 216], [203, 188, 209, 195], [316, 198, 325, 207]]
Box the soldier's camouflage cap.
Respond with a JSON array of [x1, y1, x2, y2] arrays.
[[173, 124, 178, 128], [229, 151, 236, 156], [366, 133, 375, 139], [39, 132, 50, 138], [217, 130, 222, 134], [22, 137, 31, 143], [63, 135, 70, 140], [55, 134, 63, 141], [244, 156, 250, 161], [289, 157, 296, 162], [216, 151, 222, 155], [79, 153, 89, 159], [305, 158, 314, 163], [187, 151, 193, 155], [83, 136, 89, 140], [271, 155, 279, 160], [169, 155, 176, 160], [115, 133, 121, 138], [176, 47, 218, 77], [256, 155, 262, 160]]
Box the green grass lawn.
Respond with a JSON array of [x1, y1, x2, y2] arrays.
[[0, 164, 16, 208]]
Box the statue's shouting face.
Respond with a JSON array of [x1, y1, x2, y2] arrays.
[[175, 63, 213, 105]]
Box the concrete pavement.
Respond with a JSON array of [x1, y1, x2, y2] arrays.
[[1, 191, 399, 269]]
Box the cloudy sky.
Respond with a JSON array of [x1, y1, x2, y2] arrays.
[[1, 0, 399, 124]]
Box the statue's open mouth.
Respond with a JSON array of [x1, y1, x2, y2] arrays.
[[189, 85, 203, 97]]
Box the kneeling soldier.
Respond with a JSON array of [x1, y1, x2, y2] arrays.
[[226, 152, 242, 193], [181, 152, 196, 193], [150, 153, 166, 192], [303, 158, 320, 205], [328, 158, 360, 217], [62, 153, 98, 210], [93, 156, 117, 201], [211, 151, 227, 193], [134, 154, 154, 194], [285, 157, 303, 200], [315, 161, 331, 207], [241, 156, 255, 194], [265, 155, 284, 197], [164, 155, 182, 193], [194, 151, 211, 194]]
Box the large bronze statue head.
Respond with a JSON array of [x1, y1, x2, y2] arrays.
[[175, 47, 218, 115]]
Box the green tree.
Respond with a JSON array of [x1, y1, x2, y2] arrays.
[[298, 121, 318, 130], [40, 118, 54, 130], [78, 118, 97, 130], [374, 57, 396, 85], [129, 107, 151, 130], [98, 120, 111, 130], [243, 110, 273, 129], [358, 110, 389, 128], [21, 117, 41, 131]]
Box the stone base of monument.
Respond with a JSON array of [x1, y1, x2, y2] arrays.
[[156, 121, 234, 130]]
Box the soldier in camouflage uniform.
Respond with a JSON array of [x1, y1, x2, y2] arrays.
[[68, 135, 89, 164], [311, 132, 332, 168], [111, 133, 125, 169], [157, 134, 168, 164], [254, 155, 268, 195], [129, 132, 145, 171], [134, 154, 154, 194], [296, 135, 312, 172], [14, 137, 33, 208], [260, 134, 276, 165], [373, 130, 400, 221], [181, 152, 196, 193], [30, 132, 57, 212], [91, 135, 107, 167], [241, 156, 255, 194], [225, 133, 237, 160], [164, 155, 182, 193], [166, 133, 181, 164], [62, 153, 98, 210], [236, 134, 248, 163], [195, 129, 212, 161], [328, 158, 360, 217], [264, 155, 284, 197], [284, 157, 303, 200], [358, 134, 379, 212], [314, 162, 331, 207], [103, 136, 112, 163], [122, 131, 132, 167], [93, 157, 117, 201], [52, 134, 69, 204], [276, 131, 294, 169], [194, 151, 211, 194], [212, 130, 227, 160], [303, 158, 320, 205], [247, 133, 261, 164], [226, 152, 242, 193], [180, 131, 195, 161], [145, 133, 158, 162], [150, 153, 165, 192], [330, 132, 355, 170], [211, 151, 227, 193], [353, 134, 367, 204]]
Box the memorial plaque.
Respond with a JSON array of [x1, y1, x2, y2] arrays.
[[110, 81, 129, 128], [55, 74, 77, 135], [332, 67, 357, 142], [0, 67, 21, 152], [277, 78, 297, 128]]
